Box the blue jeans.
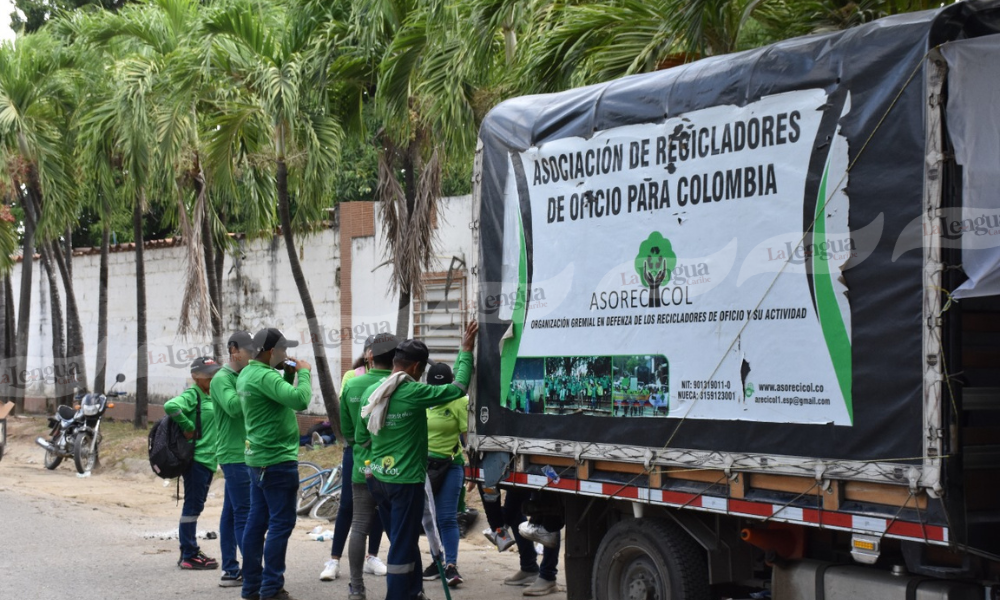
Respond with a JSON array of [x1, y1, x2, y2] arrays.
[[369, 478, 425, 600], [242, 462, 299, 598], [179, 461, 214, 559], [220, 463, 252, 576], [433, 463, 464, 566], [503, 488, 560, 582]]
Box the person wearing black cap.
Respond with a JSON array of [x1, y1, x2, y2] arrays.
[[319, 335, 385, 581], [421, 362, 468, 587], [165, 356, 222, 570], [334, 333, 397, 599], [212, 331, 255, 586], [357, 321, 478, 600], [320, 334, 391, 586], [237, 328, 312, 600]]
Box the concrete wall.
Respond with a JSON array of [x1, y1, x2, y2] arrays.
[[7, 196, 475, 415]]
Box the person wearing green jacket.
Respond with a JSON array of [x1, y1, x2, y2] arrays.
[[212, 331, 255, 587], [340, 334, 396, 600], [358, 321, 478, 600], [165, 356, 222, 571], [238, 327, 312, 600]]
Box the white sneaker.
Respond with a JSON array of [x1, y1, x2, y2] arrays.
[[519, 522, 561, 549], [364, 555, 387, 576], [320, 558, 340, 581]]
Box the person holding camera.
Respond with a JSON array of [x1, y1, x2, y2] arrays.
[[237, 328, 312, 600]]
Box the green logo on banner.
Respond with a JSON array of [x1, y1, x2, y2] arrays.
[[744, 382, 755, 399], [635, 232, 677, 308]]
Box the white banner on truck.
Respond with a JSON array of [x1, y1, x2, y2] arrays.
[[501, 88, 855, 426]]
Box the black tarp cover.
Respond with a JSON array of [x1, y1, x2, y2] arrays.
[[474, 2, 1000, 463]]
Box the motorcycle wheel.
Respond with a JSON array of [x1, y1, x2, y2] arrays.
[[74, 432, 96, 474], [43, 436, 63, 470]]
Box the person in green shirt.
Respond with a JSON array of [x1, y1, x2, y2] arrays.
[[340, 335, 375, 393], [322, 335, 386, 584], [165, 356, 221, 571], [358, 321, 477, 600], [340, 334, 396, 600], [212, 331, 255, 587], [237, 327, 312, 600], [421, 362, 469, 587]]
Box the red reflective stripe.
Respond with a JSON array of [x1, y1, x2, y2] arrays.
[[729, 499, 773, 517], [661, 490, 699, 506], [887, 521, 945, 542], [503, 469, 946, 543]]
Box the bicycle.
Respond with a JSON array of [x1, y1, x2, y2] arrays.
[[297, 461, 343, 519]]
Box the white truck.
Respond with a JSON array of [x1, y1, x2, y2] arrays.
[[468, 2, 1000, 598]]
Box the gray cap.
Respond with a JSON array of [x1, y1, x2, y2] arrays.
[[252, 328, 299, 352], [190, 356, 222, 376], [228, 331, 254, 350]]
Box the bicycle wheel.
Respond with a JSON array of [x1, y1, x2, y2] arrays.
[[297, 462, 326, 515], [309, 491, 342, 521]]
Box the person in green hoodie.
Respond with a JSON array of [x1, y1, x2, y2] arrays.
[[212, 331, 255, 587], [165, 356, 221, 571], [238, 327, 312, 600]]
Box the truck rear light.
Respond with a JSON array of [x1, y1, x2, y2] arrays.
[[850, 534, 880, 564]]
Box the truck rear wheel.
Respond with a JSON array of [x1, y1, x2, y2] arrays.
[[592, 517, 711, 600]]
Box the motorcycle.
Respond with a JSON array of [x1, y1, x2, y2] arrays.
[[35, 373, 127, 474]]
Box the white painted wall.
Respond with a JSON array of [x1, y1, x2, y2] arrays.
[[10, 228, 341, 413], [6, 196, 477, 414]]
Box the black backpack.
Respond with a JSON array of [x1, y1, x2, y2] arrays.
[[148, 393, 202, 479]]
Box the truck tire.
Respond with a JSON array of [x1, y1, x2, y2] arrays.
[[592, 517, 711, 600]]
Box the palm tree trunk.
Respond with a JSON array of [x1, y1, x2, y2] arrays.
[[64, 226, 73, 280], [395, 142, 420, 338], [275, 159, 341, 438], [0, 276, 6, 401], [51, 238, 86, 390], [4, 275, 14, 390], [133, 192, 149, 429], [201, 209, 224, 360], [14, 187, 38, 415], [214, 215, 225, 318], [3, 276, 12, 360], [39, 242, 68, 408], [93, 221, 110, 395]]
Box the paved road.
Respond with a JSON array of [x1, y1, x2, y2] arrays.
[[0, 486, 567, 600]]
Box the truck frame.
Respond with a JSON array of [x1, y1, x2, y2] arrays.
[[468, 3, 1000, 599]]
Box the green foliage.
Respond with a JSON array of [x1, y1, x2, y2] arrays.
[[11, 0, 129, 35]]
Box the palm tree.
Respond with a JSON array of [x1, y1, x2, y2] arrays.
[[335, 0, 492, 338], [77, 52, 160, 427], [75, 0, 226, 355], [0, 32, 76, 413], [517, 0, 953, 91], [205, 0, 344, 432]]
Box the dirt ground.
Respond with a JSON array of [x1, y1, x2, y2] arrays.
[[0, 415, 569, 600]]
